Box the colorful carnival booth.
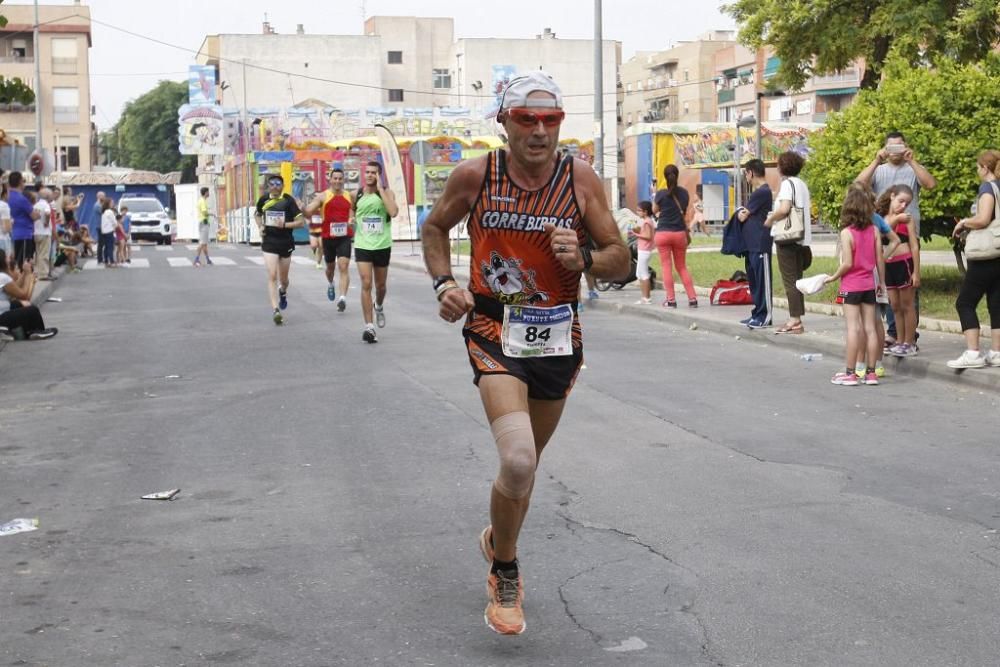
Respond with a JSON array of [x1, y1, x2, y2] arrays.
[[623, 122, 823, 223], [221, 134, 595, 245]]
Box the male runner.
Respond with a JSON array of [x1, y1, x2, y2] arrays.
[[254, 174, 304, 325], [353, 161, 398, 343], [193, 187, 213, 266], [421, 71, 629, 635], [305, 167, 354, 312]]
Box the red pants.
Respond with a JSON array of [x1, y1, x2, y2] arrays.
[[654, 231, 696, 302]]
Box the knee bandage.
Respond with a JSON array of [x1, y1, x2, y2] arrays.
[[491, 411, 536, 500]]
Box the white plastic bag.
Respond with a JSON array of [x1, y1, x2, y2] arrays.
[[0, 518, 39, 536], [795, 273, 830, 296]]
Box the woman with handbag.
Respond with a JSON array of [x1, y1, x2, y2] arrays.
[[947, 150, 1000, 369], [652, 164, 697, 308], [765, 151, 812, 334]]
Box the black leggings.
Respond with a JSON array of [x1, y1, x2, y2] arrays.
[[0, 304, 46, 334], [956, 257, 1000, 332]]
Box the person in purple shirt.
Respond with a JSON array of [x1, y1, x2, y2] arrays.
[[7, 171, 40, 270]]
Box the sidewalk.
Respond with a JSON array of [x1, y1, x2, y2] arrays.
[[391, 252, 1000, 393]]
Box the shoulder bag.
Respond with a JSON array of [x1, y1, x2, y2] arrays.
[[772, 178, 806, 246], [964, 182, 1000, 261]]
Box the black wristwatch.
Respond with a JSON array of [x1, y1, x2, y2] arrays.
[[432, 274, 456, 290], [579, 246, 594, 272]]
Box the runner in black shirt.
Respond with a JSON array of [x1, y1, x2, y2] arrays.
[[255, 174, 304, 325]]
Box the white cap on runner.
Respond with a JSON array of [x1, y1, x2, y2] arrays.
[[499, 71, 563, 111]]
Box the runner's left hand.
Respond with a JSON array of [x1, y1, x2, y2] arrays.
[[544, 223, 583, 271]]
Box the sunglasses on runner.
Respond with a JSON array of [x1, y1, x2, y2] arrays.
[[267, 178, 283, 187], [506, 108, 565, 128]]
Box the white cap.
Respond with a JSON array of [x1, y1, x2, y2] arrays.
[[499, 71, 563, 111]]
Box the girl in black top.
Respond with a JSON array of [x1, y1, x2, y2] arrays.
[[651, 164, 697, 307]]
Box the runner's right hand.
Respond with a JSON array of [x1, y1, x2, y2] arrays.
[[438, 287, 474, 324]]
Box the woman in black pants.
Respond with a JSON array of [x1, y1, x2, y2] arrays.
[[947, 150, 1000, 369], [0, 248, 58, 340]]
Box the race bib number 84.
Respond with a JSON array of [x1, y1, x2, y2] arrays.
[[501, 304, 573, 358]]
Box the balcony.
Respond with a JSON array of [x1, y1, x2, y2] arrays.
[[0, 55, 33, 64], [0, 102, 36, 113], [717, 88, 735, 105], [643, 81, 677, 103]]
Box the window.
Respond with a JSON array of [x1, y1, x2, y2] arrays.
[[388, 89, 404, 102], [51, 38, 77, 74], [387, 51, 403, 64], [626, 83, 632, 93], [637, 80, 643, 91], [52, 87, 80, 124], [12, 39, 27, 58], [60, 136, 80, 169], [432, 68, 451, 89], [684, 69, 690, 82], [683, 102, 689, 115], [626, 113, 632, 125]]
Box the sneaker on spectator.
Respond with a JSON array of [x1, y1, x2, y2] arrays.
[[0, 327, 14, 342], [985, 350, 1000, 367], [28, 328, 58, 340], [831, 372, 859, 386], [863, 372, 879, 385], [947, 350, 986, 369]]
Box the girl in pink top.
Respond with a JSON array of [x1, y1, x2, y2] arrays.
[[631, 200, 655, 304], [876, 185, 919, 357], [824, 184, 887, 386]]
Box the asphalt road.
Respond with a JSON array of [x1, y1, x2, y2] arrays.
[[3, 244, 1000, 667]]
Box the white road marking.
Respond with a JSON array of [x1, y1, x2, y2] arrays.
[[290, 256, 313, 266], [83, 260, 101, 270], [245, 256, 265, 265], [167, 257, 192, 267], [207, 256, 236, 266], [124, 258, 150, 268], [185, 244, 199, 251], [155, 246, 174, 251]]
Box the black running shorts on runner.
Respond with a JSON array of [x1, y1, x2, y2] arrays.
[[355, 247, 391, 267], [464, 332, 584, 401], [322, 237, 352, 263], [261, 239, 295, 258], [839, 289, 877, 305]]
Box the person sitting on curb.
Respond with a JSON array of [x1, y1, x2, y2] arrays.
[[0, 249, 58, 340]]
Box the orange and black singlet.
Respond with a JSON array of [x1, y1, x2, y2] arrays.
[[464, 149, 586, 347]]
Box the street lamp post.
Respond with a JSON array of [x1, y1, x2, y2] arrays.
[[755, 90, 786, 160]]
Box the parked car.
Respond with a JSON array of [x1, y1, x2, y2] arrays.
[[119, 195, 175, 245]]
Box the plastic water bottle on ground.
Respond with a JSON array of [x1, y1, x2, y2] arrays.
[[800, 353, 823, 362]]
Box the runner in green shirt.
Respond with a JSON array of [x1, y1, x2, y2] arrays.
[[353, 161, 398, 343]]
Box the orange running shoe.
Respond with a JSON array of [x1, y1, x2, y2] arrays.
[[478, 525, 494, 564], [485, 568, 525, 635]]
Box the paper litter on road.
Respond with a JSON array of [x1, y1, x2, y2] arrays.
[[141, 489, 181, 500], [46, 297, 63, 303], [0, 518, 39, 536]]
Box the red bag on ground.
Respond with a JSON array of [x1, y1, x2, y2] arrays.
[[710, 279, 752, 305]]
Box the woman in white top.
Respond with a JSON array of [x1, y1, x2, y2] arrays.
[[0, 183, 12, 257], [0, 248, 58, 340], [765, 151, 813, 334], [100, 198, 118, 267]]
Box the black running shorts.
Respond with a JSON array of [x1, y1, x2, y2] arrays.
[[322, 237, 352, 263], [261, 239, 295, 258], [355, 247, 391, 267], [464, 332, 584, 401], [885, 257, 914, 289]]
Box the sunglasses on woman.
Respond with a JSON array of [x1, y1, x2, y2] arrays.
[[506, 108, 565, 128]]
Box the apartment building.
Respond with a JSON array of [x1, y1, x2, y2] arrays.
[[196, 18, 620, 177], [619, 31, 735, 126], [0, 1, 94, 171], [714, 46, 862, 126]]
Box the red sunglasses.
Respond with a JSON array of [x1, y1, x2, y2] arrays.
[[506, 108, 565, 128]]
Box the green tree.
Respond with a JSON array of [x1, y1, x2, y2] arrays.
[[0, 76, 35, 105], [112, 80, 196, 181], [725, 0, 1000, 90], [0, 0, 8, 29], [803, 55, 1000, 269]]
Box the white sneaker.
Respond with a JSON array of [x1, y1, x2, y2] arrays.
[[633, 298, 651, 305], [947, 350, 986, 369], [985, 350, 1000, 367]]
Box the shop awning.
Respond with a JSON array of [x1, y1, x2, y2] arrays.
[[815, 87, 858, 97]]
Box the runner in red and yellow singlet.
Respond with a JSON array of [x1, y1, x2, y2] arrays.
[[305, 167, 354, 312], [421, 71, 629, 636]]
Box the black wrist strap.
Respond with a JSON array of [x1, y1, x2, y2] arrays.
[[432, 274, 456, 290]]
